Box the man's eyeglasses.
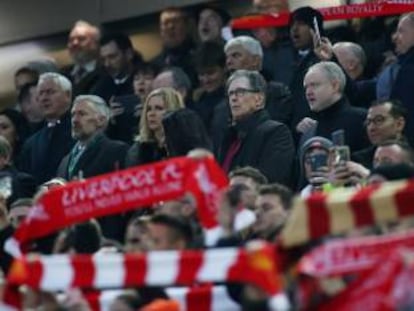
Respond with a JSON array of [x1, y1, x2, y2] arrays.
[[227, 88, 259, 97], [364, 115, 390, 127]]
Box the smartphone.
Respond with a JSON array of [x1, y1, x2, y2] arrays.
[[313, 16, 322, 45], [333, 145, 350, 166], [310, 153, 328, 172], [113, 95, 141, 115], [331, 129, 345, 146]]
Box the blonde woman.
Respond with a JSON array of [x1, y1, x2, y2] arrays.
[[125, 86, 212, 167], [125, 87, 185, 166]]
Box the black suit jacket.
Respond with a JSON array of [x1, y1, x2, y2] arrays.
[[57, 133, 129, 180], [217, 109, 295, 186], [18, 112, 75, 185], [61, 64, 108, 98], [57, 133, 129, 242]]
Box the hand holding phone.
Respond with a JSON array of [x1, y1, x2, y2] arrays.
[[331, 129, 350, 166], [334, 146, 350, 166]]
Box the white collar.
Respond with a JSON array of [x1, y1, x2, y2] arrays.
[[47, 119, 61, 127], [114, 75, 129, 85]]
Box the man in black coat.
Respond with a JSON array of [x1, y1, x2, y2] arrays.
[[353, 99, 407, 170], [57, 94, 128, 180], [288, 7, 324, 138], [62, 20, 107, 97], [377, 13, 414, 147], [57, 95, 129, 242], [224, 35, 292, 125], [299, 61, 369, 153], [151, 7, 197, 84], [19, 73, 75, 185], [94, 33, 142, 144], [217, 70, 295, 187]]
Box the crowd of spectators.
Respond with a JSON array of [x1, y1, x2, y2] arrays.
[[1, 0, 414, 309]]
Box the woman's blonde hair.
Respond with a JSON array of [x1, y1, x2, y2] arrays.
[[138, 87, 185, 142]]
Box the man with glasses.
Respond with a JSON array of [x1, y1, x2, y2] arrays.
[[217, 70, 295, 187], [224, 36, 292, 124], [353, 99, 407, 169]]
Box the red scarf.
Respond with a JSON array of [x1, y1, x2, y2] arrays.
[[298, 229, 414, 278], [12, 156, 228, 249], [231, 1, 414, 29]]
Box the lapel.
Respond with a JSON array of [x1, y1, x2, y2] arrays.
[[75, 69, 100, 91]]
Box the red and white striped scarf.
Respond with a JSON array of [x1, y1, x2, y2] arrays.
[[6, 156, 228, 256], [298, 228, 414, 277], [5, 243, 290, 310], [7, 244, 281, 294], [280, 180, 414, 247]]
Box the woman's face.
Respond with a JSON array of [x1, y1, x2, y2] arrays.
[[0, 115, 17, 147], [146, 95, 167, 132]]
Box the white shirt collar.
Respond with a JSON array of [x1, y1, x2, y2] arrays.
[[114, 75, 129, 85]]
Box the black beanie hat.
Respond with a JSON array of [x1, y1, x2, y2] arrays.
[[370, 163, 414, 181], [290, 6, 324, 35]]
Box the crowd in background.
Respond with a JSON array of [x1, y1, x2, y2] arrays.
[[1, 0, 414, 309]]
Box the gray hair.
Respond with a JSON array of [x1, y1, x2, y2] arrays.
[[38, 72, 72, 94], [73, 95, 110, 124], [227, 69, 267, 103], [402, 12, 414, 27], [333, 42, 367, 69], [162, 66, 192, 92], [224, 36, 263, 58], [309, 61, 346, 93]]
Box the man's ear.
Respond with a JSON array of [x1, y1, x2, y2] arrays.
[[65, 91, 72, 102], [347, 58, 358, 71], [96, 114, 107, 128], [396, 116, 405, 133], [331, 79, 341, 93], [251, 55, 262, 71], [255, 93, 265, 109]]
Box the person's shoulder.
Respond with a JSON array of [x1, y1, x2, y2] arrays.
[[348, 105, 367, 117], [267, 81, 291, 96], [259, 117, 286, 129], [22, 126, 46, 147], [60, 64, 74, 76], [256, 118, 290, 138], [100, 135, 129, 151]]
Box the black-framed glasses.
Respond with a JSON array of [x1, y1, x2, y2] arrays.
[[364, 115, 390, 127], [227, 88, 259, 97]]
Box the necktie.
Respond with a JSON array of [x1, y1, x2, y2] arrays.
[[73, 67, 86, 84], [67, 144, 84, 179]]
